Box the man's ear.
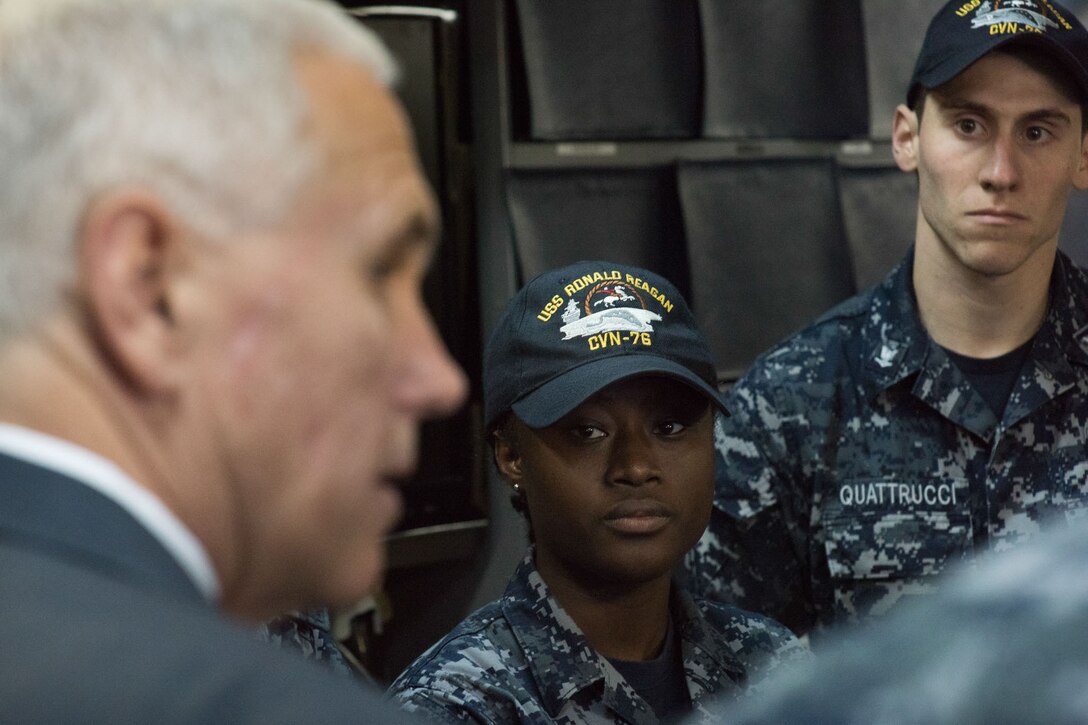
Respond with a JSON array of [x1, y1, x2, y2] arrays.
[[1073, 130, 1088, 191], [78, 189, 186, 394], [892, 103, 920, 173], [492, 428, 523, 483]]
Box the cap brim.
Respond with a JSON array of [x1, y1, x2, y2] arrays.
[[510, 354, 729, 428]]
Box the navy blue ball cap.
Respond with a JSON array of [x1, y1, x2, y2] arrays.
[[483, 261, 727, 430], [909, 0, 1088, 106]]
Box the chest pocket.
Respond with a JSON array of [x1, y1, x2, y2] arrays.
[[820, 479, 971, 622]]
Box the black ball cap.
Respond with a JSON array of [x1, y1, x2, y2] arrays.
[[483, 261, 727, 430], [909, 0, 1088, 106]]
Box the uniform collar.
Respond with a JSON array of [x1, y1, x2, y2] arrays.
[[1004, 251, 1088, 427], [860, 249, 1088, 438], [500, 552, 644, 721], [860, 249, 930, 394], [1031, 251, 1088, 373], [671, 587, 746, 704], [499, 550, 745, 721]]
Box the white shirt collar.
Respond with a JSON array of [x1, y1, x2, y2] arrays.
[[0, 423, 220, 602]]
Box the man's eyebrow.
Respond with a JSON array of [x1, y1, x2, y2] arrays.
[[938, 98, 991, 116], [940, 97, 1073, 126], [402, 209, 441, 252], [1022, 107, 1074, 126], [380, 209, 442, 265]]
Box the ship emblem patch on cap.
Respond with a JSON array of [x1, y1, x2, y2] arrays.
[[960, 1, 1071, 34], [559, 281, 662, 342], [532, 268, 677, 351]]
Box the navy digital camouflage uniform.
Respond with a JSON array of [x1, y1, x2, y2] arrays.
[[260, 608, 357, 678], [685, 249, 1088, 636], [389, 550, 809, 724]]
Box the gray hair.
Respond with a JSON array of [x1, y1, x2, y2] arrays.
[[0, 0, 398, 340]]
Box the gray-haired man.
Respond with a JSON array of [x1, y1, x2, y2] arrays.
[[0, 0, 466, 720]]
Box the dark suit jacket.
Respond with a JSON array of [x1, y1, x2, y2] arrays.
[[0, 452, 416, 723]]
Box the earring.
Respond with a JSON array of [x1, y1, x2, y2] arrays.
[[512, 483, 521, 492]]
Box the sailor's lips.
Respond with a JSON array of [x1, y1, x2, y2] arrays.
[[603, 499, 672, 534], [966, 207, 1026, 225]]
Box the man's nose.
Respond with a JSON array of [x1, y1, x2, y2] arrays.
[[979, 133, 1021, 193], [393, 304, 468, 419]]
